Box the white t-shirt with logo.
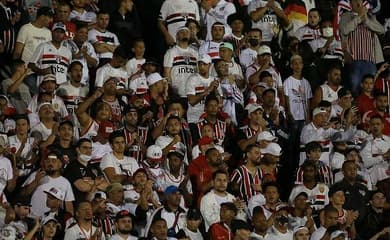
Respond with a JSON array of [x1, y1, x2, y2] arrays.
[[164, 45, 198, 97], [29, 41, 72, 85], [185, 73, 215, 123], [159, 0, 200, 41], [283, 76, 312, 121], [100, 153, 140, 179], [248, 0, 283, 42], [88, 29, 119, 59], [95, 63, 129, 89], [22, 173, 75, 216]]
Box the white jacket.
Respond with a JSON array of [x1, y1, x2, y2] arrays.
[[200, 190, 235, 231]]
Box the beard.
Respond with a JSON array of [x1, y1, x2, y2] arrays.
[[118, 228, 132, 235]]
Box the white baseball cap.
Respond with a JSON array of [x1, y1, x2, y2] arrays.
[[44, 187, 65, 201], [41, 215, 59, 225], [261, 142, 282, 156], [257, 131, 277, 142], [146, 73, 164, 86], [330, 230, 346, 240], [146, 145, 163, 160], [257, 45, 272, 56], [246, 104, 263, 115], [198, 54, 212, 64]]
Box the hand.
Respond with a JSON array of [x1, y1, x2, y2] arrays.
[[378, 62, 390, 73], [178, 175, 189, 190], [172, 135, 181, 144], [165, 34, 175, 47], [233, 198, 245, 210], [359, 7, 367, 21], [41, 67, 53, 75], [253, 183, 262, 192], [34, 168, 46, 184], [266, 0, 275, 8], [92, 88, 104, 99], [80, 46, 88, 56], [201, 0, 212, 12]]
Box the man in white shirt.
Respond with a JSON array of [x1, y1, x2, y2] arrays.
[[29, 22, 72, 86], [88, 11, 119, 65], [186, 54, 220, 123], [239, 28, 262, 71], [360, 115, 390, 169], [310, 205, 338, 240], [268, 204, 293, 240], [200, 0, 236, 41], [200, 170, 237, 231], [110, 210, 138, 240], [100, 131, 139, 191], [20, 150, 75, 216], [163, 26, 198, 99], [13, 6, 53, 63], [247, 0, 290, 43], [158, 0, 200, 46], [64, 201, 105, 240]]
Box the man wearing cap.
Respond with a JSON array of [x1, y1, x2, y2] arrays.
[[237, 104, 267, 151], [29, 21, 72, 86], [110, 210, 138, 240], [246, 45, 284, 105], [26, 72, 70, 128], [212, 42, 243, 78], [163, 26, 198, 100], [260, 142, 282, 182], [186, 54, 221, 124], [289, 192, 316, 235], [231, 144, 263, 203], [8, 198, 33, 236], [247, 0, 290, 43], [158, 0, 200, 46], [94, 46, 129, 89], [13, 6, 53, 63], [21, 150, 75, 216], [39, 215, 60, 239], [199, 22, 225, 62], [63, 23, 99, 85], [200, 0, 236, 41], [88, 11, 120, 66], [214, 58, 244, 126], [122, 106, 150, 162], [140, 145, 165, 184], [145, 185, 186, 238], [42, 186, 66, 239]]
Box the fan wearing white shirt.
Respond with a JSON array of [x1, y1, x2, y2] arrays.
[[100, 131, 139, 190]]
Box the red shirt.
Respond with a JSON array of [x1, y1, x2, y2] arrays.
[[208, 222, 233, 240], [188, 155, 213, 207], [356, 93, 375, 115]]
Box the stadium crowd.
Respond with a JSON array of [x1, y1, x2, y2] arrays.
[[0, 0, 390, 239]]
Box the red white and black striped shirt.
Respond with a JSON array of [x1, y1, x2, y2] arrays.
[[196, 118, 227, 146], [230, 165, 263, 203], [347, 21, 375, 62], [123, 126, 149, 163], [295, 161, 334, 186]]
